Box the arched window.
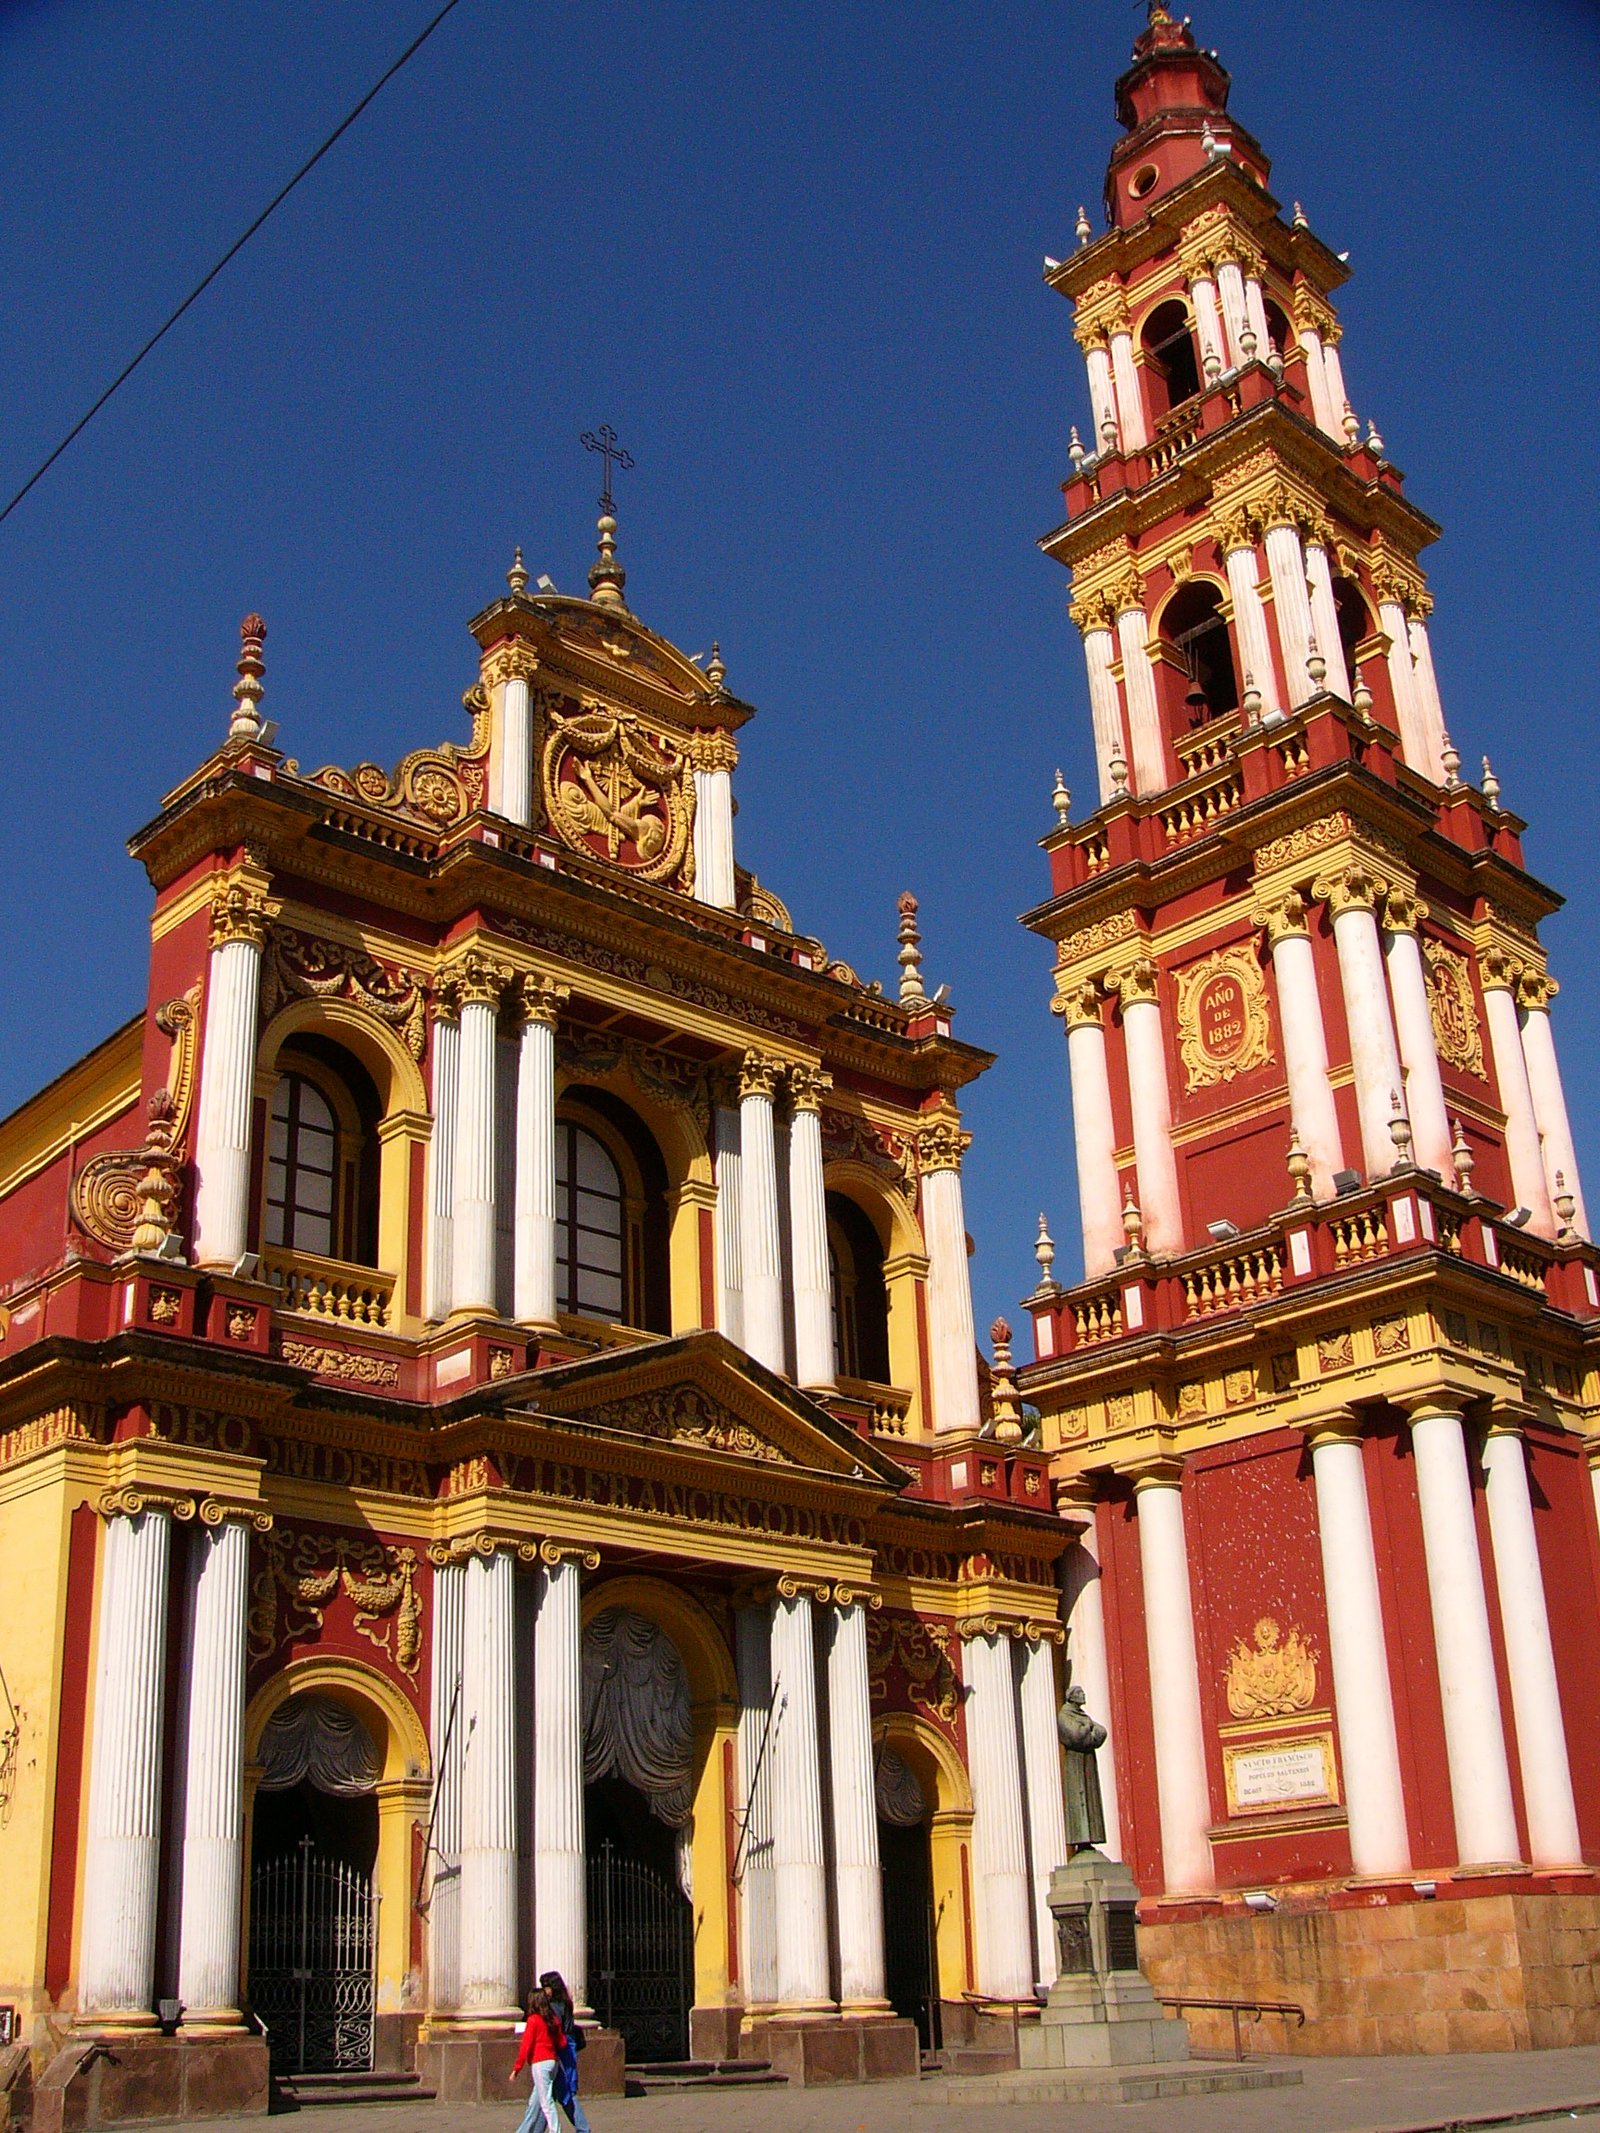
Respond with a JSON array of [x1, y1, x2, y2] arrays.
[[266, 1074, 337, 1256], [1332, 576, 1369, 677], [1141, 299, 1201, 420], [1161, 580, 1239, 722], [555, 1120, 625, 1321], [827, 1192, 891, 1384], [1263, 297, 1292, 361]]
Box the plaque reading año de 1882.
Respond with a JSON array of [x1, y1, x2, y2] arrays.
[[1174, 945, 1273, 1092]]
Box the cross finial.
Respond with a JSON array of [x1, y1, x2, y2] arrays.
[[581, 424, 634, 514], [582, 425, 634, 611]]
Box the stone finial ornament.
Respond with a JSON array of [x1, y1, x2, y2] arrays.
[[1076, 205, 1093, 246], [1451, 1116, 1476, 1195], [990, 1318, 1024, 1444], [1292, 200, 1309, 229], [229, 613, 266, 742], [1366, 419, 1386, 457], [1108, 748, 1130, 795], [1287, 1126, 1314, 1206], [896, 891, 927, 1003], [1388, 1090, 1413, 1168], [1051, 769, 1072, 826], [1068, 426, 1086, 472], [1481, 756, 1501, 807], [1035, 1212, 1057, 1288], [1306, 638, 1327, 689], [1121, 1181, 1146, 1259], [706, 642, 727, 694], [1555, 1173, 1577, 1241], [1439, 731, 1461, 788], [507, 545, 529, 596]]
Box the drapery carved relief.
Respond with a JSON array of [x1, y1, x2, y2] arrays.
[[257, 1693, 382, 1796], [582, 1606, 695, 1895], [249, 1526, 423, 1677]]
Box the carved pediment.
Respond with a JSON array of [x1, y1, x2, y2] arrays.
[[577, 1382, 792, 1465]]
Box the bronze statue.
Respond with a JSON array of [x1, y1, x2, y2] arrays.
[[1057, 1682, 1108, 1851]]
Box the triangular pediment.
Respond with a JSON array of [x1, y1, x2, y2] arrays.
[[512, 1331, 908, 1488]]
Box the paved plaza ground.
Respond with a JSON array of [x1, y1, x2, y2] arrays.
[[143, 2044, 1600, 2133]]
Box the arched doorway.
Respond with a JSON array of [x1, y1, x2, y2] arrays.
[[877, 1745, 939, 2051], [582, 1607, 695, 2063], [248, 1695, 380, 2075]]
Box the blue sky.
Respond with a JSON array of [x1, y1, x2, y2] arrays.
[[1, 0, 1597, 1337]]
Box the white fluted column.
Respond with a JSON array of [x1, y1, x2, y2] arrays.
[[1263, 513, 1316, 708], [1134, 1468, 1213, 1895], [1114, 597, 1166, 794], [1221, 528, 1279, 718], [425, 1007, 460, 1321], [458, 1548, 519, 2014], [964, 1631, 1035, 1998], [176, 1517, 251, 2020], [737, 1055, 786, 1372], [1322, 336, 1353, 437], [1304, 537, 1352, 699], [1060, 1503, 1121, 1860], [768, 1591, 831, 2009], [1111, 961, 1183, 1255], [1294, 320, 1338, 434], [788, 1067, 836, 1391], [1307, 1418, 1411, 1878], [193, 889, 269, 1268], [714, 1100, 745, 1345], [735, 1607, 778, 2008], [1017, 1636, 1069, 1991], [1405, 604, 1451, 782], [1376, 588, 1429, 770], [920, 1119, 982, 1432], [1481, 1423, 1583, 1868], [1256, 894, 1344, 1198], [692, 733, 738, 909], [1083, 339, 1117, 450], [1108, 326, 1147, 449], [1382, 898, 1455, 1183], [1215, 257, 1250, 367], [1482, 957, 1556, 1236], [1079, 610, 1127, 803], [534, 1556, 586, 2002], [496, 657, 535, 828], [513, 979, 563, 1329], [79, 1507, 173, 2018], [1189, 275, 1226, 377], [826, 1604, 888, 2010], [1244, 276, 1272, 363], [1406, 1399, 1523, 1870], [451, 959, 507, 1316], [1317, 869, 1406, 1178], [429, 1559, 466, 2012], [1060, 985, 1123, 1278], [1518, 976, 1588, 1237]]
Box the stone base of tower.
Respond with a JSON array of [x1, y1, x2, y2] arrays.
[[419, 2026, 626, 2100], [739, 2012, 921, 2084], [1138, 1880, 1600, 2055], [29, 2030, 269, 2133]]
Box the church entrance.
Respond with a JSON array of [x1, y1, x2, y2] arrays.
[[585, 1777, 693, 2063], [879, 1819, 939, 2051], [247, 1694, 381, 2076]]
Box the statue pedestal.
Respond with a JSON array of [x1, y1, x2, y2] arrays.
[[1019, 1850, 1191, 2071]]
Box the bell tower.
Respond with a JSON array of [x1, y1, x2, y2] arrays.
[[1019, 5, 1600, 2056]]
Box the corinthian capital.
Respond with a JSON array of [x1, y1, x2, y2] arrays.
[[739, 1050, 780, 1101], [787, 1061, 832, 1111], [1312, 864, 1387, 919], [688, 729, 739, 774], [210, 876, 274, 950], [516, 973, 570, 1029], [446, 948, 516, 1009], [481, 641, 541, 690], [918, 1115, 970, 1173]]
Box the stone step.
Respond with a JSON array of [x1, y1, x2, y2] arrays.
[[631, 2058, 787, 2091], [922, 2062, 1301, 2106], [278, 2072, 438, 2108]]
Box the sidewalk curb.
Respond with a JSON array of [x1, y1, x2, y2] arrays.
[[1347, 2099, 1600, 2133]]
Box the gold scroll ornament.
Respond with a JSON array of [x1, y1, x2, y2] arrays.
[[541, 704, 694, 887], [248, 1526, 422, 1676], [71, 986, 202, 1253], [1422, 938, 1485, 1078], [1224, 1615, 1318, 1720], [1174, 945, 1273, 1092]]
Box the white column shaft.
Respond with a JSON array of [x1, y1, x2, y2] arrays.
[[1329, 904, 1406, 1178], [176, 1519, 249, 2016], [425, 1015, 459, 1321], [1309, 1434, 1410, 1877], [826, 1606, 887, 2008], [923, 1165, 982, 1432], [1108, 330, 1147, 449], [1190, 277, 1225, 375], [1520, 1006, 1588, 1236], [1481, 1431, 1583, 1868], [714, 1104, 745, 1345], [692, 767, 737, 908], [1121, 997, 1183, 1255], [1484, 986, 1556, 1236], [1065, 1017, 1123, 1279], [429, 1560, 466, 2011], [192, 937, 263, 1267], [1223, 545, 1280, 716], [736, 1608, 778, 2007], [1114, 607, 1166, 795], [452, 999, 499, 1314], [1384, 930, 1455, 1181], [1304, 542, 1352, 699], [458, 1550, 519, 2012], [1062, 1527, 1121, 1859], [1135, 1481, 1214, 1895], [1017, 1637, 1069, 1990], [513, 1016, 557, 1326], [737, 1088, 785, 1371], [1378, 600, 1430, 771], [500, 676, 533, 828], [768, 1594, 831, 2008], [1406, 617, 1451, 783], [1264, 522, 1315, 708], [1295, 323, 1338, 433], [1243, 276, 1272, 363], [788, 1104, 835, 1389], [1409, 1408, 1522, 1868], [964, 1633, 1035, 1999], [80, 1510, 173, 2014], [1216, 259, 1249, 366], [534, 1558, 586, 2002], [1083, 627, 1126, 803], [1322, 340, 1352, 432], [1085, 345, 1117, 447], [1270, 932, 1345, 1198]]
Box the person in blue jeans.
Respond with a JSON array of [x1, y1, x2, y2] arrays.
[[540, 1970, 592, 2133]]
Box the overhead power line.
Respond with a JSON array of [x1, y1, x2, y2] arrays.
[[0, 0, 468, 530]]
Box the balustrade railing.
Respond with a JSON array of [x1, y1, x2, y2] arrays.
[[264, 1248, 395, 1329]]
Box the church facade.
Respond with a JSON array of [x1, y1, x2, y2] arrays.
[[1023, 5, 1600, 2058]]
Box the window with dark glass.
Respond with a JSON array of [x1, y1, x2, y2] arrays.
[[265, 1073, 338, 1257], [555, 1120, 625, 1320]]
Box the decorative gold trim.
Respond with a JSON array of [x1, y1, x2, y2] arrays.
[[1173, 945, 1273, 1092]]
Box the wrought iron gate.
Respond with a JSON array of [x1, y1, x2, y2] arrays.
[[248, 1836, 375, 2074], [586, 1838, 692, 2064], [881, 1822, 941, 2052]]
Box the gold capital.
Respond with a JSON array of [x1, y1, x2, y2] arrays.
[[787, 1061, 832, 1111], [918, 1116, 970, 1172], [1381, 889, 1428, 936], [516, 974, 569, 1030], [210, 876, 274, 950], [739, 1051, 780, 1101], [1312, 864, 1387, 919], [1108, 956, 1161, 1006], [1054, 979, 1104, 1029], [1250, 889, 1309, 949]]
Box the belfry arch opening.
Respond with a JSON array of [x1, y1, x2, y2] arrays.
[[1141, 299, 1202, 420], [827, 1189, 891, 1384], [1160, 580, 1239, 729]]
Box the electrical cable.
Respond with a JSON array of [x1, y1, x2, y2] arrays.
[[0, 0, 467, 530]]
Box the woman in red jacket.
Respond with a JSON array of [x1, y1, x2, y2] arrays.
[[511, 1986, 566, 2133]]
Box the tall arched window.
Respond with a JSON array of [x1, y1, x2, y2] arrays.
[[1263, 297, 1293, 362], [266, 1074, 338, 1257], [827, 1193, 891, 1384], [1332, 575, 1369, 678], [555, 1120, 626, 1320], [1162, 580, 1239, 723], [1141, 299, 1202, 420]]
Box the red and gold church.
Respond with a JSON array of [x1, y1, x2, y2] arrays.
[[1023, 1, 1600, 2059]]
